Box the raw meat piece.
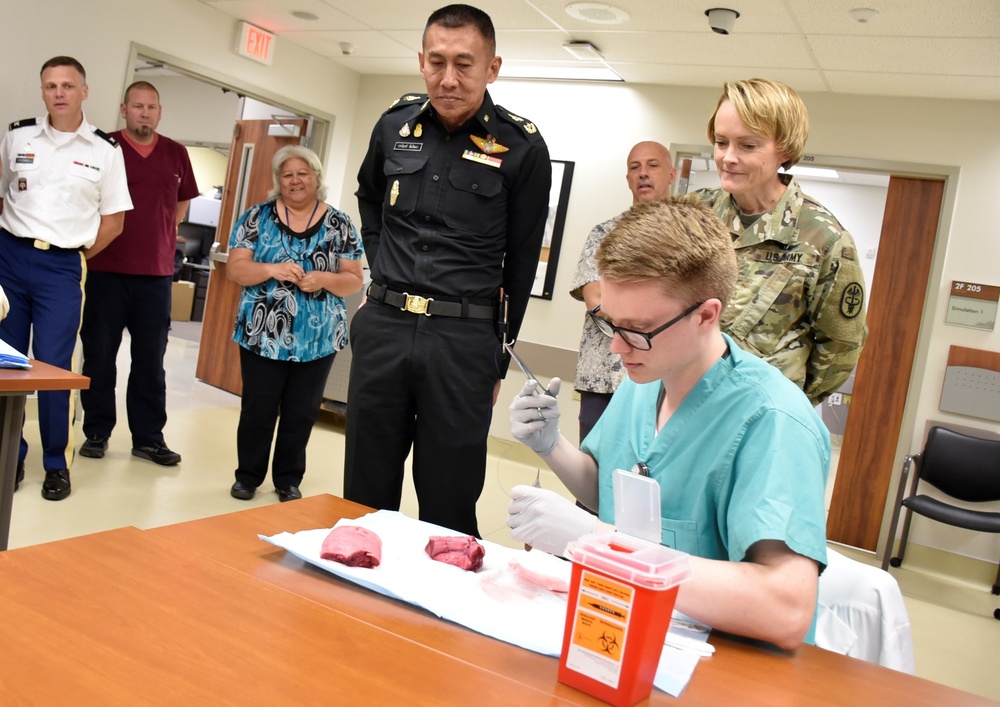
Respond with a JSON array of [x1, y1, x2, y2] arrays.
[[320, 525, 382, 568], [425, 535, 485, 571]]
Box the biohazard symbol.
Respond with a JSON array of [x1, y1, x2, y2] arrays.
[[840, 282, 863, 318], [599, 631, 620, 656]]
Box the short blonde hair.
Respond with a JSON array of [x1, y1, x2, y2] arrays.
[[707, 78, 809, 169], [597, 196, 736, 308], [268, 145, 327, 202]]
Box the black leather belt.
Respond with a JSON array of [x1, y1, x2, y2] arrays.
[[0, 228, 84, 253], [368, 281, 495, 320]]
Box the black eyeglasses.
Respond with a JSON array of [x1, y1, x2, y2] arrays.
[[588, 301, 704, 351]]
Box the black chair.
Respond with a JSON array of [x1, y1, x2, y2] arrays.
[[881, 426, 1000, 620]]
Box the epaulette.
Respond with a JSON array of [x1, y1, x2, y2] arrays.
[[8, 117, 37, 131], [384, 93, 427, 115], [93, 127, 119, 148], [494, 105, 544, 143]]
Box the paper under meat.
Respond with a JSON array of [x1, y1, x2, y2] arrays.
[[261, 510, 704, 697]]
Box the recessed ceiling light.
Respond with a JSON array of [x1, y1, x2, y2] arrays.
[[565, 3, 630, 25], [291, 10, 319, 21], [563, 41, 603, 61], [848, 8, 878, 23], [500, 64, 623, 82], [786, 166, 840, 180]]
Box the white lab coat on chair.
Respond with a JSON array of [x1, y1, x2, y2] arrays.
[[816, 547, 916, 674]]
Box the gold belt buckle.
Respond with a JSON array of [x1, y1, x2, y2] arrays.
[[401, 293, 433, 316], [33, 239, 51, 251]]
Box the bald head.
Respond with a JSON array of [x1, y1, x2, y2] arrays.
[[626, 141, 676, 204]]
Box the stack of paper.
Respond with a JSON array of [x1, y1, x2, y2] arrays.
[[0, 338, 30, 369]]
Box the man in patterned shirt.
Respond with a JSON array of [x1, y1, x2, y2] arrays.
[[569, 141, 676, 442]]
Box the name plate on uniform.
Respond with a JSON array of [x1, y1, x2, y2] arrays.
[[945, 281, 999, 331]]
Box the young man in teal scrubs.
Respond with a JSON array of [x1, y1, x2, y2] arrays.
[[507, 197, 829, 650]]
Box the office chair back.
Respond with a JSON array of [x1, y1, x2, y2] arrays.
[[920, 426, 1000, 503], [882, 425, 1000, 617]]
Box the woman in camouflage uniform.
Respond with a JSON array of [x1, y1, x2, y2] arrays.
[[697, 79, 867, 406]]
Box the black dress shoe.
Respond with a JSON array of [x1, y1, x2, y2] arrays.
[[41, 469, 71, 501], [132, 442, 181, 466], [80, 435, 109, 459], [276, 486, 302, 503], [14, 460, 25, 492], [230, 481, 256, 500]]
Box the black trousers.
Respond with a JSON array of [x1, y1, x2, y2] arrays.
[[343, 301, 502, 537], [236, 347, 335, 489], [80, 271, 172, 447]]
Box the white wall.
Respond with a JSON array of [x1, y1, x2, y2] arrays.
[[141, 74, 240, 147], [0, 0, 360, 209]]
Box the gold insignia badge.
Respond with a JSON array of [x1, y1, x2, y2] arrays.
[[399, 123, 411, 138], [390, 180, 400, 207], [507, 112, 524, 122], [483, 114, 490, 122], [414, 123, 423, 138], [389, 98, 400, 108], [523, 122, 537, 134], [470, 134, 509, 155], [404, 95, 420, 101]]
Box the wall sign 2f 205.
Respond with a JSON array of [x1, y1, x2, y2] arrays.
[[945, 280, 999, 331]]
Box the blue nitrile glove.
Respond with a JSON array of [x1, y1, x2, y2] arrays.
[[507, 484, 598, 556], [509, 377, 561, 455]]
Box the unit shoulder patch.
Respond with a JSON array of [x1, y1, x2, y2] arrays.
[[8, 117, 37, 131], [840, 282, 864, 318]]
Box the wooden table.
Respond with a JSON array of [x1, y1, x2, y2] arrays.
[[0, 360, 89, 549], [151, 495, 994, 706], [0, 495, 993, 704]]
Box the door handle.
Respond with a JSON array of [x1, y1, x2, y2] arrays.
[[208, 241, 228, 269]]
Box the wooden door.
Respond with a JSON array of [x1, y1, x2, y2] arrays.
[[195, 119, 307, 394], [826, 176, 945, 550]]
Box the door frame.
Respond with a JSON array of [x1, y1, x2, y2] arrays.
[[670, 144, 960, 555], [123, 43, 334, 159]]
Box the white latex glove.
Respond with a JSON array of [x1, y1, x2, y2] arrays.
[[509, 377, 561, 456], [506, 484, 597, 556]]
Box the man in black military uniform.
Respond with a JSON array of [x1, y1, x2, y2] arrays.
[[345, 4, 551, 537]]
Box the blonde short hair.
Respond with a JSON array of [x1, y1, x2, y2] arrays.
[[707, 78, 809, 170], [268, 145, 328, 202], [597, 196, 736, 308]]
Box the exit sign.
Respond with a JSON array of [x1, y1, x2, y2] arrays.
[[236, 22, 275, 65]]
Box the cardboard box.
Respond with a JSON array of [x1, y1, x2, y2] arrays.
[[171, 280, 195, 322]]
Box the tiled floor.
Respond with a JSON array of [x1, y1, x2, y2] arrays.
[[7, 327, 999, 701]]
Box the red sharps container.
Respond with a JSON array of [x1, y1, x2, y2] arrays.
[[559, 532, 691, 706]]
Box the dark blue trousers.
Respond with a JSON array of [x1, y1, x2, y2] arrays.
[[0, 230, 84, 471]]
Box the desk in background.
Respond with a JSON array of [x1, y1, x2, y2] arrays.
[[0, 360, 89, 550]]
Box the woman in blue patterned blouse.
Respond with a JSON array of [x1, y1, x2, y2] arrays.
[[227, 145, 364, 502]]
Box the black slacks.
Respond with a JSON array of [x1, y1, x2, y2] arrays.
[[343, 301, 502, 537], [80, 271, 172, 447], [235, 347, 335, 489]]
